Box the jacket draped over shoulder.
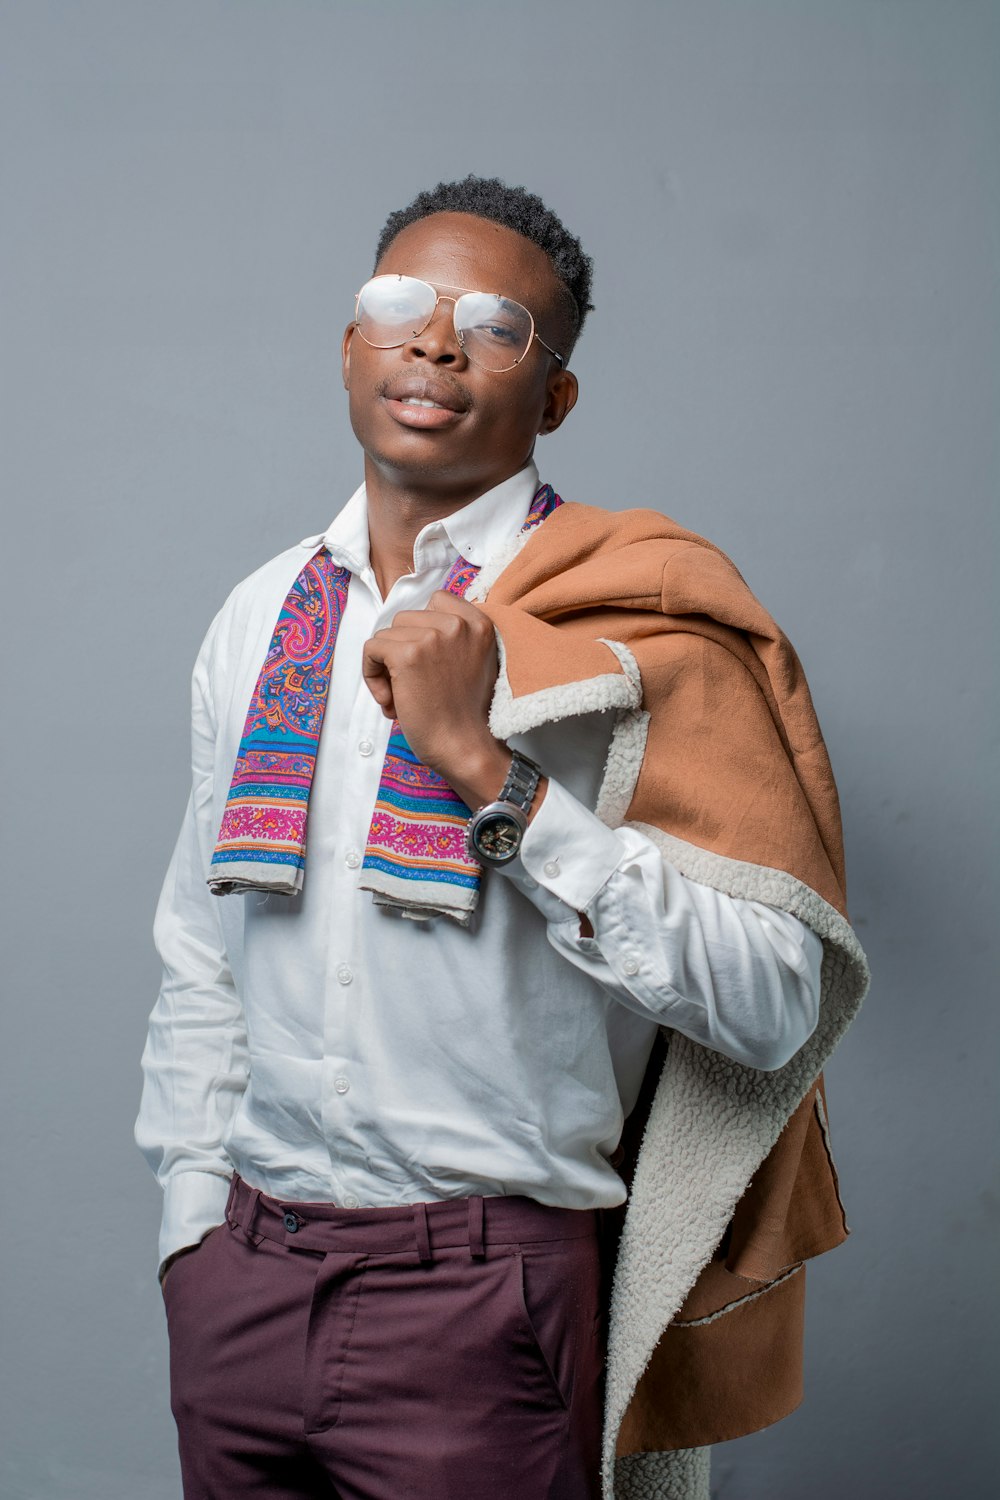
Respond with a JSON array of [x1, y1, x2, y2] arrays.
[[472, 502, 869, 1500]]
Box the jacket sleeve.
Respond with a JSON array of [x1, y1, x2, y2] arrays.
[[500, 777, 822, 1072], [134, 617, 249, 1270]]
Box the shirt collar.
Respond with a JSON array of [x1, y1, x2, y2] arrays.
[[320, 461, 541, 577]]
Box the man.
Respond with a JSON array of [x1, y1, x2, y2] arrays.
[[137, 176, 867, 1500]]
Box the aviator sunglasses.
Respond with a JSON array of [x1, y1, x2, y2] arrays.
[[353, 274, 565, 373]]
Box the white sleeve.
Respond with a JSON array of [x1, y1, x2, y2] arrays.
[[134, 621, 249, 1268], [500, 777, 822, 1072]]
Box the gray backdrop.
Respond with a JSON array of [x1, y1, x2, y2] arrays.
[[1, 2, 996, 1497]]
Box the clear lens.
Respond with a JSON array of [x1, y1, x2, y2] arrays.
[[454, 293, 533, 371], [355, 275, 438, 348], [353, 276, 536, 370]]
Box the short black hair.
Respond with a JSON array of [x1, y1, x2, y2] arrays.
[[375, 175, 594, 352]]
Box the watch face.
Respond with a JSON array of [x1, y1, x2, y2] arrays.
[[473, 811, 522, 864]]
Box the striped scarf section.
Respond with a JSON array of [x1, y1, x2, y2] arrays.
[[209, 484, 561, 921]]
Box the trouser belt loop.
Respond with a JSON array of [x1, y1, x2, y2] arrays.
[[241, 1186, 265, 1247], [224, 1173, 240, 1229], [468, 1196, 486, 1259], [413, 1202, 433, 1265]]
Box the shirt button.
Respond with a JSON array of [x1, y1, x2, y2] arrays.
[[334, 1075, 350, 1094], [345, 849, 362, 869], [543, 859, 560, 879], [523, 876, 538, 891], [358, 738, 374, 757], [336, 964, 353, 986], [623, 956, 640, 976], [342, 1194, 360, 1210]]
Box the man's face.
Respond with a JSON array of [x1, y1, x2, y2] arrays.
[[342, 211, 578, 502]]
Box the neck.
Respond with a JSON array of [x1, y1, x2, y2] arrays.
[[363, 459, 529, 597]]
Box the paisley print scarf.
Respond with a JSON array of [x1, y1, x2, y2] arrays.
[[208, 484, 562, 922]]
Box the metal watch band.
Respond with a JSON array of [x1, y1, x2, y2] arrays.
[[497, 750, 542, 815], [464, 751, 543, 867]]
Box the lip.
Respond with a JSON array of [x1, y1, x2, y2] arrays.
[[379, 372, 470, 430]]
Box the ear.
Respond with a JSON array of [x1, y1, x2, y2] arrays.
[[538, 368, 579, 435], [341, 323, 356, 390]]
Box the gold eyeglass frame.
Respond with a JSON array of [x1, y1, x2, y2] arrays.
[[353, 274, 565, 371]]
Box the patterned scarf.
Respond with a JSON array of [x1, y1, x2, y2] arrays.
[[209, 484, 562, 922]]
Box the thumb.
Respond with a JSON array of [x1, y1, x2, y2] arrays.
[[361, 641, 397, 718], [426, 589, 471, 616]]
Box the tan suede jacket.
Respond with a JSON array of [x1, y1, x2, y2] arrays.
[[468, 501, 869, 1500]]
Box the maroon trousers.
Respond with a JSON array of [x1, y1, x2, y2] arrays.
[[164, 1175, 605, 1499]]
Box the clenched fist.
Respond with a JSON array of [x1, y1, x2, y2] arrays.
[[362, 591, 512, 809]]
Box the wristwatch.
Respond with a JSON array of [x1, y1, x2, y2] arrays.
[[465, 750, 543, 866]]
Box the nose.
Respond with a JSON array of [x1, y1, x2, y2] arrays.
[[404, 296, 467, 366]]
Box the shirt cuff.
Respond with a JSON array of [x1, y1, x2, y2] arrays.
[[158, 1169, 233, 1271], [517, 777, 626, 911]]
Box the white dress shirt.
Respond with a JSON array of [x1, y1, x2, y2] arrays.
[[136, 463, 822, 1267]]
